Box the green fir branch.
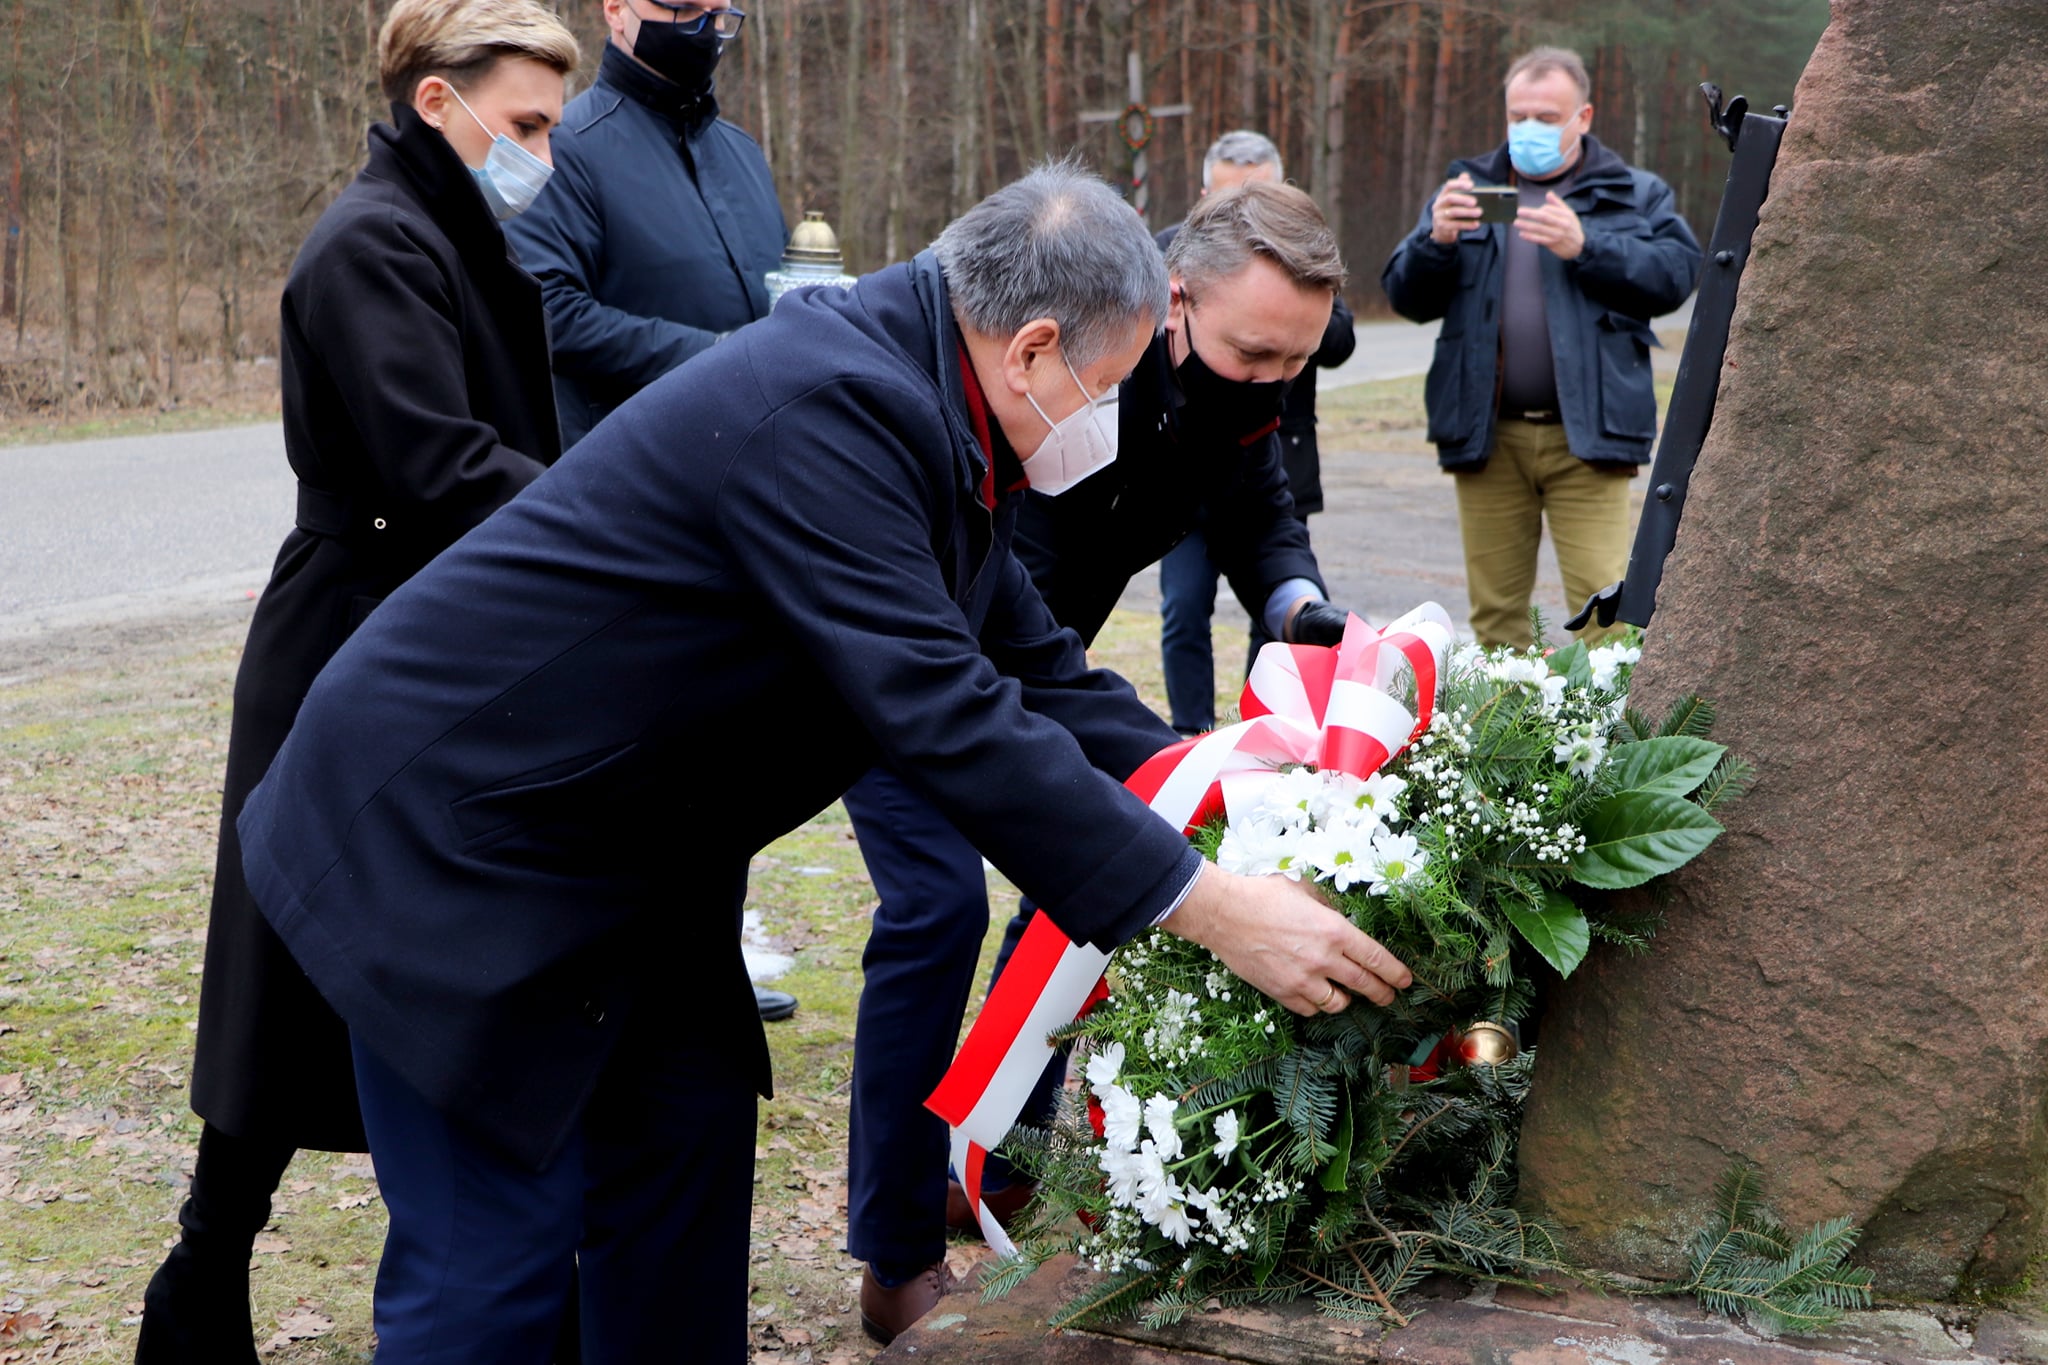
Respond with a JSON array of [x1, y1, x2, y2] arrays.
[[1680, 1162, 1874, 1334], [977, 1247, 1051, 1302], [1695, 754, 1757, 812], [1045, 1267, 1171, 1328], [1657, 693, 1717, 738]]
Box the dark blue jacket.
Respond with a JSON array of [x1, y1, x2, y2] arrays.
[[1380, 135, 1700, 470], [236, 255, 1197, 1168], [506, 46, 787, 448]]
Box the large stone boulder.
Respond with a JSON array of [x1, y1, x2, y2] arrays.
[[1516, 0, 2048, 1300]]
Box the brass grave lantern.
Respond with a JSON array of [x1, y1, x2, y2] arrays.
[[765, 211, 857, 308]]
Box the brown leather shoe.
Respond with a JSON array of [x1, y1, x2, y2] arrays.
[[859, 1260, 957, 1345], [943, 1177, 1037, 1236]]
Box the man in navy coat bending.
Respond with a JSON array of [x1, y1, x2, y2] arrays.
[[236, 164, 1412, 1364]]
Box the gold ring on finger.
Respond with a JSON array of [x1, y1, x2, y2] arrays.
[[1315, 981, 1336, 1009]]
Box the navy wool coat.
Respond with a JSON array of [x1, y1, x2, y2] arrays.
[[237, 255, 1200, 1169], [506, 45, 787, 448], [1380, 135, 1701, 471], [189, 104, 559, 1151]]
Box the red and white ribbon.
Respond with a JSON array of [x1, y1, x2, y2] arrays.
[[925, 605, 1455, 1252]]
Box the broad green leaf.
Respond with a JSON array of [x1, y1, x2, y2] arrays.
[[1320, 1096, 1355, 1192], [1547, 641, 1592, 689], [1571, 791, 1723, 889], [1603, 735, 1726, 799], [1503, 889, 1591, 977]]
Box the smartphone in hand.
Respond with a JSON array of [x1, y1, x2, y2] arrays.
[[1469, 185, 1519, 225]]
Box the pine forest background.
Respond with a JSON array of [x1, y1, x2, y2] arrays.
[[0, 0, 1828, 419]]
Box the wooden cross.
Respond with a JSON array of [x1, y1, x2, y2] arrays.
[[1079, 47, 1191, 226]]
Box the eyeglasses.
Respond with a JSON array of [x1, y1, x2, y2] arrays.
[[640, 1, 745, 37]]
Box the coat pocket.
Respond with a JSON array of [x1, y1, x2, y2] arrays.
[[1424, 333, 1472, 446], [1596, 313, 1658, 441], [450, 741, 642, 849]]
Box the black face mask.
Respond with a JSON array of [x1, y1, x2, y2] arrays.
[[632, 16, 724, 95], [1175, 303, 1288, 440]]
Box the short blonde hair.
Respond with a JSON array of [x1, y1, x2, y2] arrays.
[[378, 0, 580, 105]]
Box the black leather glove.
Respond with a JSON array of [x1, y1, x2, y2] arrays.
[[1285, 598, 1350, 646]]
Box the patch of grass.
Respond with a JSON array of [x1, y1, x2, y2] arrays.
[[0, 606, 1196, 1362], [1315, 368, 1682, 460], [1318, 373, 1429, 448], [0, 400, 283, 449]]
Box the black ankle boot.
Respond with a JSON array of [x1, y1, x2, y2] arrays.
[[135, 1124, 294, 1365]]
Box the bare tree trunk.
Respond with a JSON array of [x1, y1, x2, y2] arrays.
[[1423, 3, 1456, 196], [2, 0, 22, 326], [1044, 0, 1065, 153], [780, 0, 804, 210], [56, 106, 74, 411], [14, 220, 26, 349], [947, 0, 982, 217], [1654, 46, 1681, 178], [745, 0, 773, 177], [1179, 0, 1196, 196], [1400, 1, 1424, 205], [1237, 0, 1257, 125], [1268, 0, 1286, 163], [1317, 0, 1361, 243], [882, 0, 909, 262], [1014, 2, 1045, 166], [1306, 0, 1333, 200], [836, 0, 864, 260]]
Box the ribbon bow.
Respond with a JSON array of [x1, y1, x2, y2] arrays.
[[925, 606, 1455, 1253]]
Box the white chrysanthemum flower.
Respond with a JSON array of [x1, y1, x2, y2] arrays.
[[1588, 642, 1642, 690], [1552, 724, 1608, 778], [1366, 829, 1428, 896], [1350, 772, 1408, 826], [1486, 655, 1549, 687], [1144, 1094, 1183, 1161], [1216, 819, 1302, 878], [1304, 770, 1361, 825], [1264, 766, 1325, 832], [1100, 1084, 1143, 1151], [1155, 1200, 1195, 1246], [1537, 672, 1569, 714], [1297, 824, 1376, 893], [1212, 1111, 1241, 1161], [1084, 1041, 1125, 1093], [1100, 1147, 1144, 1206], [1132, 1142, 1174, 1217]]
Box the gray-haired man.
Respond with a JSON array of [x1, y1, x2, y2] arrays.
[[845, 178, 1368, 1342], [231, 163, 1412, 1363]]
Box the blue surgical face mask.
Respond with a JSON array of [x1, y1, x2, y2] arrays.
[[447, 86, 553, 221], [1508, 114, 1577, 179]]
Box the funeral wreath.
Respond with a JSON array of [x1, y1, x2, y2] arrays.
[[982, 616, 1785, 1328]]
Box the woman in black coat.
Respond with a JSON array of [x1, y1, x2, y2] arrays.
[[137, 0, 579, 1358]]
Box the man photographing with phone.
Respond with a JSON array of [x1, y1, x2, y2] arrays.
[[1381, 45, 1700, 650]]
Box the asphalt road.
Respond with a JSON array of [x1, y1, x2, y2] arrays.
[[0, 316, 1452, 643], [0, 422, 295, 639], [0, 298, 1695, 669]]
